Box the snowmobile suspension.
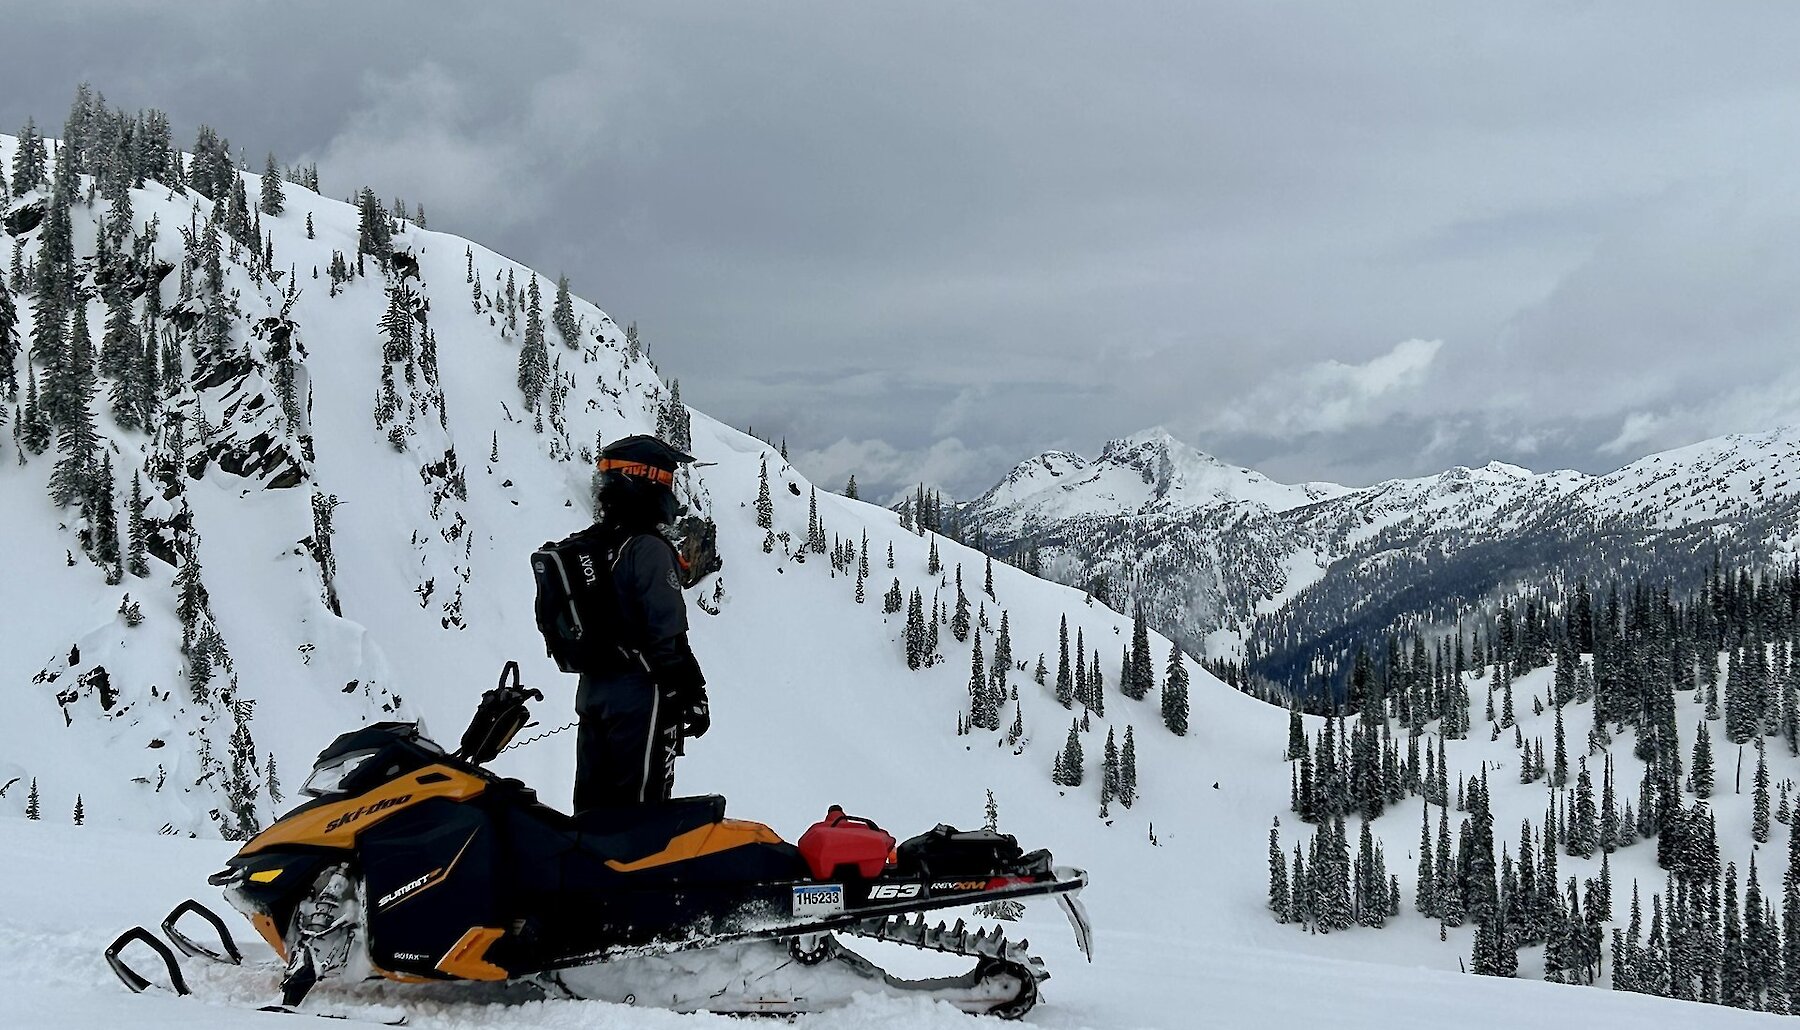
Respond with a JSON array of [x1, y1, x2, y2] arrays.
[[846, 913, 1049, 982]]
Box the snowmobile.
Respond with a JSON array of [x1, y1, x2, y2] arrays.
[[106, 663, 1092, 1019]]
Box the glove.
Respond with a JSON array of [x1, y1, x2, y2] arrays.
[[682, 685, 711, 738], [652, 649, 709, 739]]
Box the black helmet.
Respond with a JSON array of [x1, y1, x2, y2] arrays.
[[596, 435, 694, 528]]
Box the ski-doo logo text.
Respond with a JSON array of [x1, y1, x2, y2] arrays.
[[868, 883, 922, 900], [324, 794, 413, 833], [791, 884, 845, 918]]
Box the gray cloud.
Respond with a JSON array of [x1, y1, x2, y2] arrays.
[[6, 2, 1800, 498]]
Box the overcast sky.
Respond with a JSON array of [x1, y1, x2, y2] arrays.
[[9, 2, 1800, 501]]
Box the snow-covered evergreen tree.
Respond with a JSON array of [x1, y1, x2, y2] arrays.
[[1754, 739, 1772, 844], [266, 754, 283, 806], [259, 153, 285, 216], [1269, 818, 1290, 921], [755, 458, 773, 529], [951, 566, 970, 643], [0, 273, 17, 399], [1162, 642, 1189, 736], [904, 589, 925, 670], [517, 275, 548, 412], [552, 274, 579, 346], [1126, 603, 1153, 700], [1055, 615, 1073, 708], [1693, 718, 1715, 797], [1052, 719, 1084, 787]]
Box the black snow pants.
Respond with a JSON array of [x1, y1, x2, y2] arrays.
[[573, 669, 682, 813]]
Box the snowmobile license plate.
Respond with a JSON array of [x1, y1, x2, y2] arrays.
[[790, 884, 845, 918]]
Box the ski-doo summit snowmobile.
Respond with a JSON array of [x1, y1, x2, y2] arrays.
[[108, 663, 1092, 1018]]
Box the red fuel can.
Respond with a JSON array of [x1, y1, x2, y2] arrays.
[[798, 806, 897, 880]]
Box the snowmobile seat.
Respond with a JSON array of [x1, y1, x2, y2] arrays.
[[574, 795, 728, 864]]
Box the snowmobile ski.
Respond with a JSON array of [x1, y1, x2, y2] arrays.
[[105, 925, 190, 995], [161, 898, 244, 965]]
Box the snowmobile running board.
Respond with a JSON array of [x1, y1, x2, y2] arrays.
[[540, 871, 1091, 1018], [563, 864, 1092, 969]]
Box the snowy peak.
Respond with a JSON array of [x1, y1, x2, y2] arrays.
[[971, 427, 1343, 542], [962, 419, 1800, 674], [992, 449, 1089, 494], [1095, 426, 1339, 511]]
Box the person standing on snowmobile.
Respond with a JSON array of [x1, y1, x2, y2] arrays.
[[547, 435, 709, 812]]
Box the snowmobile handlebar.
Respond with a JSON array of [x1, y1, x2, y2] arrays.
[[456, 661, 544, 764], [495, 660, 546, 703]]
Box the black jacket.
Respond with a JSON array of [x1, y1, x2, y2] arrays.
[[575, 527, 704, 711]]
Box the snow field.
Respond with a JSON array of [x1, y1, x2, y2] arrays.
[[0, 127, 1792, 1028]]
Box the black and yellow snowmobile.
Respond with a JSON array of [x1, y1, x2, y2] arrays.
[[106, 664, 1092, 1019]]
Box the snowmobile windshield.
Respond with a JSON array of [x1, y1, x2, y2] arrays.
[[301, 748, 380, 797]]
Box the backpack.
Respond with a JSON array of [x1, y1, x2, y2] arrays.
[[893, 823, 1049, 878], [531, 528, 626, 673]]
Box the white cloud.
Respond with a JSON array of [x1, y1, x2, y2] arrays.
[[72, 4, 1800, 492], [308, 63, 525, 223], [305, 44, 652, 236], [1601, 369, 1800, 455], [1204, 338, 1443, 438], [1598, 411, 1668, 456], [793, 436, 1012, 505]]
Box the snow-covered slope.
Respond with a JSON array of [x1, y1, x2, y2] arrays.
[[0, 120, 1239, 997], [3, 110, 1794, 1030], [5, 814, 1786, 1029], [0, 125, 1201, 852]]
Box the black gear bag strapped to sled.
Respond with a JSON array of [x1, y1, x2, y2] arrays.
[[458, 661, 544, 763], [532, 528, 626, 673]]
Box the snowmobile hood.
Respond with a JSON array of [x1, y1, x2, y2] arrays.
[[235, 764, 488, 858]]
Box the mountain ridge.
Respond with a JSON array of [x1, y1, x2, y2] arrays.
[[6, 97, 1800, 1029], [962, 423, 1800, 685]]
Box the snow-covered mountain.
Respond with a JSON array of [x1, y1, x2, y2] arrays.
[[6, 96, 1800, 1030], [961, 425, 1800, 685], [0, 108, 1214, 941], [0, 108, 1312, 1027], [971, 427, 1346, 534]]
